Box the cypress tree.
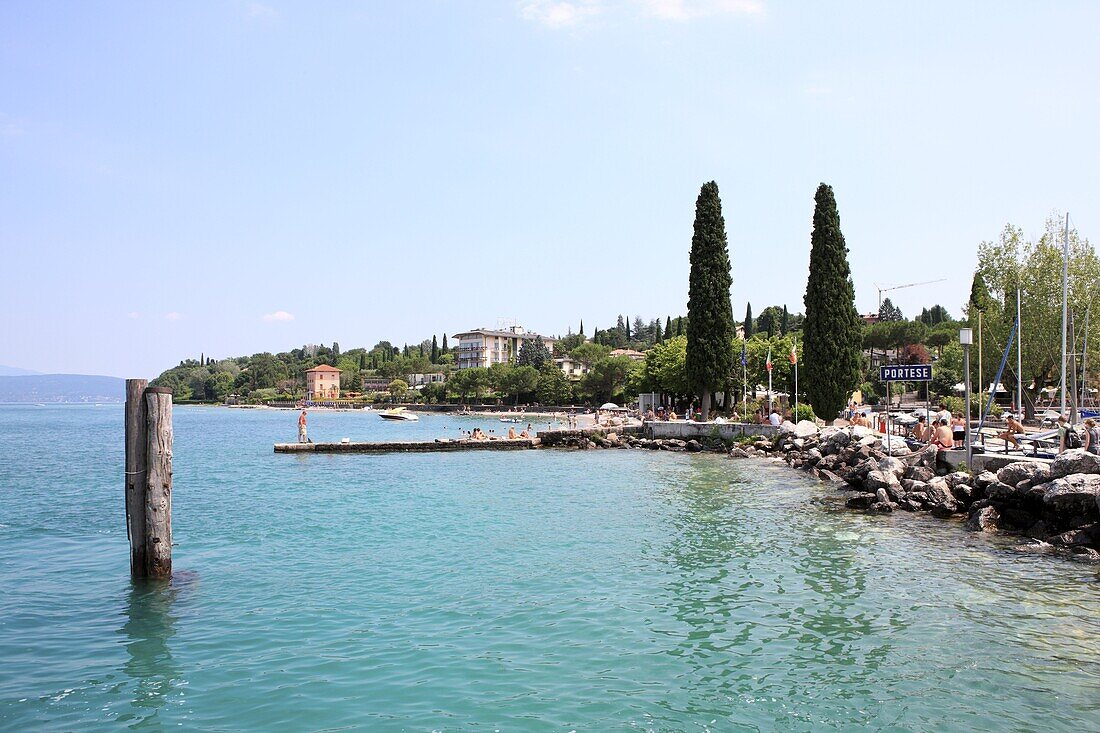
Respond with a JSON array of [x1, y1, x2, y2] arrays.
[[579, 319, 584, 336], [802, 183, 863, 420], [781, 305, 789, 336], [664, 317, 673, 341], [430, 335, 439, 363], [684, 181, 736, 419], [675, 317, 683, 337], [743, 303, 754, 338], [442, 334, 449, 353]]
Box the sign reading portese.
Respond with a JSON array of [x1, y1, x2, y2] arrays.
[[879, 364, 932, 382]]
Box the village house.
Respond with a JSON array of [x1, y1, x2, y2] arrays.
[[554, 355, 589, 380], [609, 348, 646, 361], [453, 325, 555, 369], [305, 364, 341, 400]]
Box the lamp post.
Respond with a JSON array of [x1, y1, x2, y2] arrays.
[[960, 328, 974, 469]]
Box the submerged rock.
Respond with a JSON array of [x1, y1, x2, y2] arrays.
[[966, 505, 1001, 532]]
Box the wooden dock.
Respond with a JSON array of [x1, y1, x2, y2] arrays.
[[274, 438, 540, 454]]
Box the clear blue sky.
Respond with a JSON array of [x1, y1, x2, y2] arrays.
[[2, 1, 1097, 377]]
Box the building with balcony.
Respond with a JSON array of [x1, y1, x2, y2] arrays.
[[453, 325, 555, 369], [305, 364, 341, 400]]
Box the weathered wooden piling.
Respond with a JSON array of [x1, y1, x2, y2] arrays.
[[124, 379, 148, 576], [125, 382, 173, 579]]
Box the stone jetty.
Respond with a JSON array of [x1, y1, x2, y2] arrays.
[[275, 438, 538, 453]]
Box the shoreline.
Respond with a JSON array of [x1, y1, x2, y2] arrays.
[[536, 423, 1100, 563]]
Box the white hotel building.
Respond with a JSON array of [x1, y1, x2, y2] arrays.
[[453, 326, 555, 369]]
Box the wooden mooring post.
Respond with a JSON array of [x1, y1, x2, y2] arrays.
[[124, 381, 173, 579]]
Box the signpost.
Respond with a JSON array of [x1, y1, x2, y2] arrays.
[[878, 364, 933, 455]]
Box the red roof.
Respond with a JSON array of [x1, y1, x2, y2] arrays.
[[305, 365, 342, 373]]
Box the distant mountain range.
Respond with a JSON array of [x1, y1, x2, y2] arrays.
[[0, 374, 125, 403], [0, 364, 41, 377]]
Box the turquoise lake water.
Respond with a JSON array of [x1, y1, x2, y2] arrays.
[[0, 405, 1098, 732]]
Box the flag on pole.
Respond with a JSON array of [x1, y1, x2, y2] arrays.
[[741, 341, 747, 366], [766, 347, 773, 372], [789, 343, 797, 365]]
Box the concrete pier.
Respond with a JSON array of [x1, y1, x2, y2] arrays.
[[274, 438, 539, 454]]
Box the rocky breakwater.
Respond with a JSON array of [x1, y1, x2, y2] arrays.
[[539, 426, 721, 454], [738, 422, 1100, 561]]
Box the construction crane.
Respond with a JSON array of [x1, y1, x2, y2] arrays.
[[874, 278, 948, 312]]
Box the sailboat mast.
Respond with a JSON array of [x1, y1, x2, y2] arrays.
[[1060, 212, 1070, 416], [1017, 287, 1023, 414], [1081, 307, 1090, 411]]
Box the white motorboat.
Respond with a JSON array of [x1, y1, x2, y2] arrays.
[[379, 407, 419, 421]]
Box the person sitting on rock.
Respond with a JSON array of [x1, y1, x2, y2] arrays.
[[912, 415, 928, 442]]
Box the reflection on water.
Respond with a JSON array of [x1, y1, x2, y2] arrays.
[[116, 575, 188, 730]]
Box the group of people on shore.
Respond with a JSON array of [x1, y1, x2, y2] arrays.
[[462, 425, 532, 441]]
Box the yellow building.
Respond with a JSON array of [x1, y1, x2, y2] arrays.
[[305, 364, 342, 400]]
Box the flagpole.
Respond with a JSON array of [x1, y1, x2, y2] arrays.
[[767, 346, 773, 414]]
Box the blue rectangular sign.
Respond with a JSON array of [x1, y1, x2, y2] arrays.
[[879, 364, 932, 382]]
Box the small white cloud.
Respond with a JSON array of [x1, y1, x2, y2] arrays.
[[262, 310, 295, 322], [245, 2, 277, 19], [519, 0, 601, 28], [164, 312, 183, 321], [127, 311, 141, 319], [642, 0, 765, 21]]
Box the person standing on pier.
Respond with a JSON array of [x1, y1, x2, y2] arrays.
[[298, 409, 310, 443]]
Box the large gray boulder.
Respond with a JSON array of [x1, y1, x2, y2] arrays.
[[904, 465, 936, 483], [945, 472, 972, 490], [1048, 449, 1100, 480], [864, 470, 901, 492], [973, 471, 998, 489], [984, 481, 1017, 502], [996, 461, 1052, 488], [877, 456, 906, 479], [1037, 473, 1100, 515], [925, 478, 958, 514], [794, 420, 819, 438]]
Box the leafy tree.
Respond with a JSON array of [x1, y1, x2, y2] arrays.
[[388, 379, 409, 400], [972, 216, 1099, 419], [517, 336, 552, 369], [757, 306, 784, 338], [925, 324, 954, 356], [421, 381, 447, 404], [802, 183, 863, 420], [643, 335, 689, 399], [536, 364, 573, 405], [580, 356, 638, 403], [931, 341, 964, 398], [571, 341, 611, 367], [743, 303, 754, 338], [684, 181, 736, 419], [878, 297, 904, 322]]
